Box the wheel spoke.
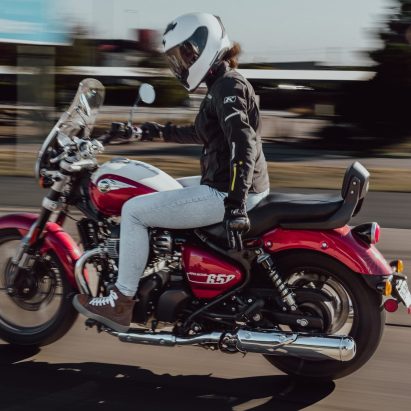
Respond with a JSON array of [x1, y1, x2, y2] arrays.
[[0, 237, 65, 330], [286, 268, 354, 335]]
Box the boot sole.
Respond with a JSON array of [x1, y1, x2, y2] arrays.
[[73, 296, 130, 333]]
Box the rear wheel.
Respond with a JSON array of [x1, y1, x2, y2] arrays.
[[0, 229, 78, 346], [264, 251, 385, 379]]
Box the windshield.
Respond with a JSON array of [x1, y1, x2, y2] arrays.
[[35, 78, 105, 179], [60, 78, 105, 138]]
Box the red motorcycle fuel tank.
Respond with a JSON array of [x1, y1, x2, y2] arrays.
[[182, 245, 244, 299], [90, 158, 183, 216]]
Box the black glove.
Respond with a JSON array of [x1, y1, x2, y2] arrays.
[[223, 199, 250, 251], [140, 122, 164, 140]]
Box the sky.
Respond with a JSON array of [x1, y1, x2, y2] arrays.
[[58, 0, 393, 66]]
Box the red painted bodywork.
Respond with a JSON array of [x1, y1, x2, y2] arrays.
[[0, 213, 81, 289], [182, 245, 244, 299], [90, 174, 156, 216], [262, 225, 392, 275]]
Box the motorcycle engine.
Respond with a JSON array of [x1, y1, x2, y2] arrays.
[[79, 221, 191, 327], [139, 229, 191, 325], [151, 229, 174, 255]]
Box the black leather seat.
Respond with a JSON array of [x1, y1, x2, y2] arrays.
[[201, 192, 344, 241], [199, 162, 370, 245]]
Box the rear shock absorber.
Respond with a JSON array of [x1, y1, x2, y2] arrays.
[[256, 251, 297, 311]]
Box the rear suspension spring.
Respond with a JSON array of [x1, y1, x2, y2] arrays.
[[256, 251, 297, 311]]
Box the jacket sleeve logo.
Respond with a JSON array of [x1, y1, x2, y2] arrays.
[[224, 96, 237, 104]]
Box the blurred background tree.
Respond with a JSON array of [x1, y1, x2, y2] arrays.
[[336, 0, 411, 148], [367, 0, 411, 134], [55, 26, 96, 67]]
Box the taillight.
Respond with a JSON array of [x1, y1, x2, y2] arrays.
[[352, 222, 381, 245], [371, 223, 380, 244], [384, 299, 399, 313]]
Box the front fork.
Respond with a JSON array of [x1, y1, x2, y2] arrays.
[[12, 175, 71, 272]]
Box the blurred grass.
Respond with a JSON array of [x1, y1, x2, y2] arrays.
[[1, 150, 409, 192]]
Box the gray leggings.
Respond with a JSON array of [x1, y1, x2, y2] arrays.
[[115, 176, 269, 297]]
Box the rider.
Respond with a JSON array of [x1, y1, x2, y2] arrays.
[[73, 12, 270, 332]]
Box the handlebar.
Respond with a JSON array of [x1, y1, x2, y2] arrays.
[[45, 136, 104, 178], [77, 138, 104, 159], [98, 121, 143, 145]]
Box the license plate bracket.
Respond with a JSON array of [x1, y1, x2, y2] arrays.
[[395, 278, 411, 310]]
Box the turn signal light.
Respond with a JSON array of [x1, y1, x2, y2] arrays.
[[384, 299, 399, 313], [39, 176, 45, 188], [38, 175, 53, 189], [384, 280, 392, 297], [390, 259, 404, 274]]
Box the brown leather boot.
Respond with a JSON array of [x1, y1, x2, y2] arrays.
[[73, 286, 134, 332]]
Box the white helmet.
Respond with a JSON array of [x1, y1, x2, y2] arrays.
[[162, 13, 232, 91]]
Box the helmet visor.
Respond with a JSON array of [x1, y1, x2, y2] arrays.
[[165, 26, 208, 88]]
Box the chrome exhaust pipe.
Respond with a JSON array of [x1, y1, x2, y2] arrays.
[[110, 328, 355, 362], [233, 329, 356, 362], [114, 330, 223, 347], [74, 247, 104, 295]]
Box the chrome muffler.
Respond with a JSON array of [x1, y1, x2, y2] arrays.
[[110, 328, 356, 362], [233, 329, 356, 362]]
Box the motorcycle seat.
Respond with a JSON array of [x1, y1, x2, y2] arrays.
[[201, 192, 344, 241], [200, 161, 370, 244]]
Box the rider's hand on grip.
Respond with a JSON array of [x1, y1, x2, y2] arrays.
[[223, 200, 250, 251], [140, 122, 164, 140]]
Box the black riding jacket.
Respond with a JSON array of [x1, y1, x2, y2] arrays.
[[163, 62, 269, 206]]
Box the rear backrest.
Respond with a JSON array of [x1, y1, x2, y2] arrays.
[[341, 161, 370, 200]]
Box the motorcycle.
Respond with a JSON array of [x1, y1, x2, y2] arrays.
[[0, 78, 409, 380]]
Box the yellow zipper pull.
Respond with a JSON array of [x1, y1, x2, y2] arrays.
[[231, 162, 237, 191]]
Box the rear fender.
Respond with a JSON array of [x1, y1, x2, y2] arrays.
[[262, 225, 392, 276], [0, 213, 81, 289]]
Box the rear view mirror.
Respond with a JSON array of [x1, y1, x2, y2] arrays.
[[139, 83, 155, 104]]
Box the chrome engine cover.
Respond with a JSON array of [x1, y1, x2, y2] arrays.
[[151, 230, 173, 255]]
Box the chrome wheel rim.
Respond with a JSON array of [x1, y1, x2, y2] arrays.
[[287, 269, 354, 335]]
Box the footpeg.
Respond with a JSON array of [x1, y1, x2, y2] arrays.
[[85, 318, 104, 332]]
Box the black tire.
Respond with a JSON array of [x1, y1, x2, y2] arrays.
[[0, 228, 78, 346], [264, 251, 385, 380]]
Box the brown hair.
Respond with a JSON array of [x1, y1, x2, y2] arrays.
[[224, 42, 241, 68]]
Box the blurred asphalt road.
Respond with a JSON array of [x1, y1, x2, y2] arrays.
[[0, 177, 411, 410]]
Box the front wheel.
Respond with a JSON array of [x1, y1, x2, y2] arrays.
[[265, 251, 385, 380], [0, 228, 78, 346]]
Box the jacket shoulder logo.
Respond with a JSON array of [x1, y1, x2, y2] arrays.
[[224, 96, 236, 104]]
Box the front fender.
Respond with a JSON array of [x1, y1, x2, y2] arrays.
[[262, 225, 392, 276], [0, 213, 81, 289]]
